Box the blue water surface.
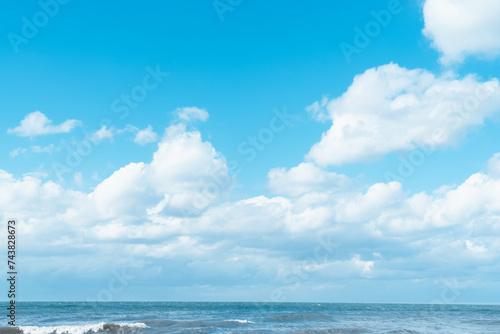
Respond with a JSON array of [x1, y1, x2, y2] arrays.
[[1, 302, 499, 333]]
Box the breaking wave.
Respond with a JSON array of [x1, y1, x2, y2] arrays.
[[0, 322, 148, 334]]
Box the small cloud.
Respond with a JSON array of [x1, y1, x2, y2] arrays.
[[92, 125, 114, 142], [7, 111, 81, 137], [134, 125, 158, 145], [31, 144, 57, 155], [465, 240, 487, 254], [9, 147, 27, 158], [175, 106, 209, 123]]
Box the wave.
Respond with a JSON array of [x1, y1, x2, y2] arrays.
[[291, 329, 367, 334], [142, 318, 254, 329], [224, 319, 255, 324], [268, 314, 332, 321], [0, 322, 148, 334]]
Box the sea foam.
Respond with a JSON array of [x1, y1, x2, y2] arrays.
[[12, 322, 148, 334]]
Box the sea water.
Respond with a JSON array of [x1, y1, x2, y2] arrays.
[[0, 302, 499, 333]]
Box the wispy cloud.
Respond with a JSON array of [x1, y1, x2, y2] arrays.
[[175, 106, 209, 123], [31, 144, 57, 154], [9, 147, 27, 158]]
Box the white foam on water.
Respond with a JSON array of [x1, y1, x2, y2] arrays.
[[18, 322, 148, 334], [224, 319, 255, 324]]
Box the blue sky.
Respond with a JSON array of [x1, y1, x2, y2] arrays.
[[2, 0, 500, 303]]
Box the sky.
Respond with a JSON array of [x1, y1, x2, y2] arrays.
[[1, 0, 500, 303]]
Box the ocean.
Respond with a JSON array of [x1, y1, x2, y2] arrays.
[[1, 302, 499, 334]]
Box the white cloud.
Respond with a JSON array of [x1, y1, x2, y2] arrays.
[[0, 122, 234, 273], [268, 162, 350, 196], [0, 170, 87, 232], [423, 0, 500, 64], [4, 116, 500, 297], [91, 123, 231, 220], [133, 125, 158, 145], [487, 153, 500, 178], [7, 111, 81, 137], [176, 106, 209, 123], [306, 63, 500, 166], [92, 125, 114, 142], [335, 182, 404, 224]]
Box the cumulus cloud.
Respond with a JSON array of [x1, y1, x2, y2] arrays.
[[176, 106, 209, 123], [7, 111, 81, 137], [268, 162, 350, 196], [0, 121, 234, 275], [334, 182, 404, 224], [133, 125, 158, 145], [4, 114, 500, 299], [306, 63, 500, 166], [0, 169, 88, 242], [423, 0, 500, 64], [91, 123, 231, 220], [7, 151, 500, 286]]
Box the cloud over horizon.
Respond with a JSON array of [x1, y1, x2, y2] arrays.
[[2, 109, 500, 300]]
